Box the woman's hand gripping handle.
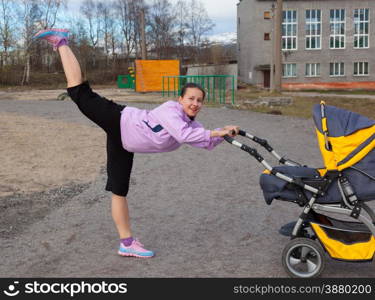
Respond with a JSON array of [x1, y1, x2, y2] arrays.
[[210, 126, 240, 138]]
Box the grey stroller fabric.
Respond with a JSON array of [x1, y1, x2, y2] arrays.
[[260, 148, 375, 205], [260, 166, 319, 205]]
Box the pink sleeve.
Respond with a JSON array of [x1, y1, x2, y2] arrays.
[[187, 125, 224, 150], [156, 104, 212, 145]]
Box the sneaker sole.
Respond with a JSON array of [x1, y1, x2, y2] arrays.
[[33, 30, 69, 39], [117, 251, 154, 258]]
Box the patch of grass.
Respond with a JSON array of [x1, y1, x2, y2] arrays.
[[234, 86, 375, 120], [287, 89, 375, 95]]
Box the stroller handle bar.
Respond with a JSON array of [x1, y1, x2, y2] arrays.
[[224, 130, 321, 196], [226, 130, 300, 167]]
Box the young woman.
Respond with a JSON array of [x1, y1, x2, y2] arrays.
[[34, 29, 239, 258]]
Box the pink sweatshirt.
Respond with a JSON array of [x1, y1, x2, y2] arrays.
[[120, 100, 223, 153]]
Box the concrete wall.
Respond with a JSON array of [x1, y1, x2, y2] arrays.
[[237, 0, 274, 86], [237, 0, 375, 89], [186, 64, 238, 90]]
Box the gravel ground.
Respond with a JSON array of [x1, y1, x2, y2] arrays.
[[0, 97, 374, 278]]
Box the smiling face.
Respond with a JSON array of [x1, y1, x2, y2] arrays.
[[178, 87, 204, 118]]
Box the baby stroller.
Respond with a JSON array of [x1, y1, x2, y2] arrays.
[[225, 102, 375, 278]]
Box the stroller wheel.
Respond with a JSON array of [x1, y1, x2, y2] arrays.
[[282, 238, 325, 278]]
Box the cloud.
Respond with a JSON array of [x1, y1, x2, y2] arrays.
[[199, 0, 238, 19], [168, 0, 238, 34], [168, 0, 238, 19]]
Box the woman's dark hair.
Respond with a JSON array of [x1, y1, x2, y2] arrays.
[[180, 82, 206, 100]]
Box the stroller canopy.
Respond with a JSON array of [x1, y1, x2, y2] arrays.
[[313, 103, 375, 171]]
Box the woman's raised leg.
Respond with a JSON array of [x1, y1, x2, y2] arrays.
[[33, 29, 82, 88], [58, 45, 83, 88]]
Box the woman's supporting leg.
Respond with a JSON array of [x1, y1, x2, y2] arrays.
[[58, 45, 83, 88], [111, 194, 133, 239], [113, 193, 154, 257]]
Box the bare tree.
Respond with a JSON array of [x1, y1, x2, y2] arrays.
[[0, 0, 16, 68], [81, 0, 102, 67], [65, 11, 91, 76], [19, 0, 42, 85], [66, 11, 89, 46], [116, 0, 135, 63], [186, 0, 214, 63], [81, 0, 98, 48], [148, 0, 176, 59], [107, 3, 120, 66], [35, 0, 66, 73], [38, 0, 66, 29], [174, 0, 189, 61], [97, 1, 111, 66], [115, 0, 147, 63]]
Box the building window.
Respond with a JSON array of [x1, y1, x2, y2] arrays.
[[330, 62, 345, 76], [305, 9, 321, 49], [354, 8, 369, 48], [305, 63, 320, 77], [330, 9, 345, 49], [283, 63, 297, 78], [264, 33, 270, 40], [264, 11, 271, 19], [282, 10, 297, 50], [354, 62, 369, 76]]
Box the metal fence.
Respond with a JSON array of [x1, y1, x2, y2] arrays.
[[162, 75, 235, 105]]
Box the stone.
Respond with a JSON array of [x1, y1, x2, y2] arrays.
[[244, 97, 292, 107]]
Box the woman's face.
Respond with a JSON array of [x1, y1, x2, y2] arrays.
[[178, 88, 204, 118]]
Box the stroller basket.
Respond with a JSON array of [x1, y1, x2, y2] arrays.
[[311, 221, 375, 261]]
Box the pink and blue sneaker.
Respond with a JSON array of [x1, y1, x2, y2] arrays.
[[118, 239, 154, 258], [33, 28, 69, 51]]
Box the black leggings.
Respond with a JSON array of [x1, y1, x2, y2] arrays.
[[67, 81, 134, 197]]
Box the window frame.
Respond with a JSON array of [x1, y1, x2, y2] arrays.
[[305, 63, 321, 77], [329, 9, 346, 49], [282, 63, 297, 78], [354, 8, 370, 49], [329, 62, 345, 77], [354, 61, 369, 76], [305, 9, 322, 50], [282, 9, 298, 51]]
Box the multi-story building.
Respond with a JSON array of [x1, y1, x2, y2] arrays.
[[237, 0, 375, 90]]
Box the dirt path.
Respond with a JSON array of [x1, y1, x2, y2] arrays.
[[0, 112, 105, 197], [0, 87, 164, 102], [284, 91, 375, 100], [0, 92, 374, 278]]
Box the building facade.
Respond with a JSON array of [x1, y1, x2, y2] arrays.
[[237, 0, 375, 89]]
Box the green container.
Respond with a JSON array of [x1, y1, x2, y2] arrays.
[[117, 74, 135, 89]]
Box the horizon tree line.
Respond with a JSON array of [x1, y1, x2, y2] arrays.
[[0, 0, 236, 86]]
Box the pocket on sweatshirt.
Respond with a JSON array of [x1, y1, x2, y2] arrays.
[[142, 120, 164, 133]]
